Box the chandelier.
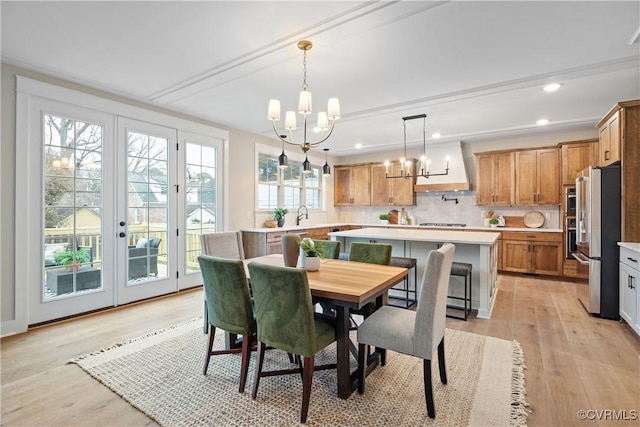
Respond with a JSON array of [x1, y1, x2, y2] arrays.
[[385, 114, 450, 179], [267, 40, 340, 154]]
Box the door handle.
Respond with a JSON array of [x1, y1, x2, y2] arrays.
[[627, 257, 638, 264], [572, 252, 590, 265], [119, 232, 126, 238], [604, 150, 610, 161]]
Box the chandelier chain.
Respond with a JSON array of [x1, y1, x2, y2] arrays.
[[302, 49, 308, 91]]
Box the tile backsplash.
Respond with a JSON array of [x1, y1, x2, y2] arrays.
[[336, 191, 561, 229]]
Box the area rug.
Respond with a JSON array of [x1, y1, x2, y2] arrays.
[[70, 318, 529, 426]]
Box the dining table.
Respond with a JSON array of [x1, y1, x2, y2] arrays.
[[242, 254, 408, 399]]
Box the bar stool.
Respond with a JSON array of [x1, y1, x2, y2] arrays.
[[447, 262, 472, 320], [388, 256, 417, 309]]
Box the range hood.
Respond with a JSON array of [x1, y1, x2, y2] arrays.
[[414, 141, 472, 192]]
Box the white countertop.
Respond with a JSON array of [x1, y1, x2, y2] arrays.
[[242, 223, 562, 233], [618, 242, 640, 254], [329, 227, 501, 245]]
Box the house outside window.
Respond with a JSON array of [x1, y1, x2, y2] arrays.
[[257, 153, 322, 210]]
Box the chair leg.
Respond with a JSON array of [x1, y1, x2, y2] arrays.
[[300, 355, 314, 424], [238, 334, 252, 393], [203, 300, 209, 334], [437, 338, 447, 384], [423, 359, 435, 418], [380, 348, 387, 366], [358, 343, 366, 394], [251, 341, 267, 399], [203, 326, 215, 375]]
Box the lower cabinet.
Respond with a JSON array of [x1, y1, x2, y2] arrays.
[[619, 246, 640, 337], [501, 232, 563, 276]]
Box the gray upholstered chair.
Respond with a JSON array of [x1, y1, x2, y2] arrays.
[[198, 255, 255, 392], [281, 233, 301, 267], [356, 243, 455, 419], [247, 262, 336, 424], [200, 231, 245, 333]]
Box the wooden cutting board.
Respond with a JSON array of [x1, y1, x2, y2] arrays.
[[502, 216, 526, 228], [389, 210, 399, 224]]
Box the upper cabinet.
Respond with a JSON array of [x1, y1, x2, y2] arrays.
[[370, 161, 416, 206], [334, 164, 371, 206], [597, 100, 640, 242], [335, 162, 416, 207], [598, 110, 621, 166], [476, 147, 560, 207], [559, 139, 598, 186], [514, 148, 559, 205], [475, 152, 514, 206]]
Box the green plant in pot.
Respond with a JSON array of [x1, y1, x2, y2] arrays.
[[274, 207, 288, 227], [54, 248, 89, 271], [489, 218, 499, 228], [379, 213, 390, 224], [297, 237, 324, 271]]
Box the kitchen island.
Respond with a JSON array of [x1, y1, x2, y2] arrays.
[[329, 227, 501, 319]]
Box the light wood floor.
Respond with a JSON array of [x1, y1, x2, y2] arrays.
[[2, 275, 639, 426]]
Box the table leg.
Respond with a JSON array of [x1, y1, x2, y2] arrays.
[[335, 305, 351, 399]]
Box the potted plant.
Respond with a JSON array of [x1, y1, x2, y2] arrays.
[[379, 213, 390, 225], [297, 237, 325, 271], [274, 207, 288, 227], [54, 248, 90, 271], [489, 218, 499, 228]]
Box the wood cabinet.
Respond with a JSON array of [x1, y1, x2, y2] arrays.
[[370, 161, 416, 206], [475, 152, 514, 205], [596, 100, 640, 242], [598, 110, 620, 166], [559, 139, 598, 186], [334, 164, 371, 206], [501, 231, 563, 276], [514, 148, 559, 205]]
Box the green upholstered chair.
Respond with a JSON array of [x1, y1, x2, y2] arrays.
[[247, 262, 336, 424], [198, 254, 255, 393], [313, 239, 341, 260], [356, 243, 456, 419], [200, 231, 245, 333], [348, 242, 393, 319]]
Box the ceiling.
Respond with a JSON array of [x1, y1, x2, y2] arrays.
[[2, 1, 639, 155]]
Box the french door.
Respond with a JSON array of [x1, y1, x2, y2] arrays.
[[27, 102, 117, 324], [116, 118, 178, 304], [18, 82, 226, 327]]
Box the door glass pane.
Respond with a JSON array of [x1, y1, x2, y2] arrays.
[[257, 155, 278, 209], [186, 142, 217, 273], [43, 114, 103, 299], [127, 131, 168, 283]]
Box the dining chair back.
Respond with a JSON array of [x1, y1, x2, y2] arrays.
[[281, 233, 301, 267], [247, 262, 336, 423], [348, 242, 392, 321], [356, 243, 456, 419], [200, 231, 245, 333], [198, 255, 255, 392], [313, 239, 341, 259]]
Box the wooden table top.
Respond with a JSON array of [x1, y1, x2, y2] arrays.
[[244, 254, 408, 306]]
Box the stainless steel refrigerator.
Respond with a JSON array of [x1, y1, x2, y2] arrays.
[[574, 164, 621, 319]]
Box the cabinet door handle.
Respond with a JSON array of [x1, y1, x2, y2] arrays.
[[629, 276, 635, 290], [604, 150, 610, 161], [627, 257, 638, 263]]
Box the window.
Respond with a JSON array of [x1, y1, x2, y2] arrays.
[[257, 153, 322, 210]]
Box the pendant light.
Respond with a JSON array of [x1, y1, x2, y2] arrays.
[[278, 137, 288, 169], [302, 156, 311, 174], [322, 148, 331, 176]]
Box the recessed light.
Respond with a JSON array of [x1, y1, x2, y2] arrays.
[[544, 83, 560, 92], [355, 143, 363, 149], [432, 133, 441, 139], [537, 119, 549, 125]]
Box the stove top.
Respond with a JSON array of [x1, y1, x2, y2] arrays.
[[420, 222, 467, 227]]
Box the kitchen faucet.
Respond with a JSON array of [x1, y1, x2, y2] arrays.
[[296, 205, 309, 226]]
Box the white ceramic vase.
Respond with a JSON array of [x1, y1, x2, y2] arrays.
[[299, 251, 320, 271]]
